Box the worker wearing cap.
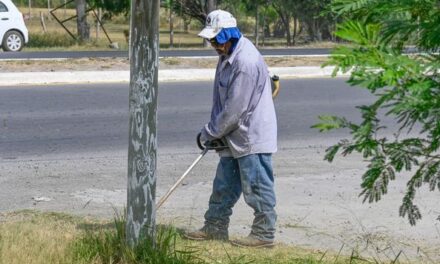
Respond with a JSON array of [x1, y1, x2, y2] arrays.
[[184, 10, 277, 248]]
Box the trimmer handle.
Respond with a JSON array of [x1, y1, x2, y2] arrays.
[[270, 74, 280, 99], [197, 133, 228, 151]]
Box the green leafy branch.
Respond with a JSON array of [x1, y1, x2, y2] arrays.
[[316, 0, 440, 225]]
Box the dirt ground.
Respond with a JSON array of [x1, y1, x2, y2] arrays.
[[0, 56, 327, 72]]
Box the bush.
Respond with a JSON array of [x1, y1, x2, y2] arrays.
[[27, 32, 77, 48]]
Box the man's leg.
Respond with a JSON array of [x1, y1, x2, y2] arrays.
[[185, 157, 242, 240], [233, 153, 276, 246]]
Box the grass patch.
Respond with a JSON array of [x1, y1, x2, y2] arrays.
[[71, 212, 203, 264], [0, 210, 81, 264], [0, 210, 376, 264], [27, 32, 77, 48]]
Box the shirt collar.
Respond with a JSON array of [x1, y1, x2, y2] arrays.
[[224, 37, 244, 65]]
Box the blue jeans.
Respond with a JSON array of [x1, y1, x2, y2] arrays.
[[204, 154, 277, 241]]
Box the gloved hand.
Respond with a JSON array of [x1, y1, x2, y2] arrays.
[[197, 133, 228, 151]]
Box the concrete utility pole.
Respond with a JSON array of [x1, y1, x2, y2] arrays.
[[126, 0, 159, 246]]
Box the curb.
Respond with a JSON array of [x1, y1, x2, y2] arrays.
[[0, 66, 349, 86]]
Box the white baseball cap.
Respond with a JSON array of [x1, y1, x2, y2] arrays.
[[198, 10, 237, 39]]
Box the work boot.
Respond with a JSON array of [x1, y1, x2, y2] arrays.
[[183, 225, 228, 241], [231, 235, 275, 248]]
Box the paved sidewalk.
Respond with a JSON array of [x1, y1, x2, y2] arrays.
[[0, 66, 348, 86]]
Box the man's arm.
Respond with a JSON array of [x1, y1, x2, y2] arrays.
[[201, 70, 255, 141]]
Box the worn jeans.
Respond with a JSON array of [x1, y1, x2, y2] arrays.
[[204, 153, 277, 241]]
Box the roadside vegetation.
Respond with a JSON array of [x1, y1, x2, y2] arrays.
[[314, 0, 440, 226], [19, 7, 204, 50], [0, 210, 374, 264], [15, 0, 338, 51]]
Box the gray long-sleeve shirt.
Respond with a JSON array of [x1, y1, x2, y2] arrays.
[[201, 37, 277, 158]]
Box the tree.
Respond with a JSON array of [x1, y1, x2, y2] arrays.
[[271, 0, 335, 45], [272, 0, 298, 46], [239, 0, 269, 47], [171, 0, 217, 46], [296, 0, 334, 42], [75, 0, 90, 41], [126, 0, 159, 245], [164, 0, 175, 47], [87, 0, 130, 17], [172, 0, 217, 25], [313, 0, 440, 225]]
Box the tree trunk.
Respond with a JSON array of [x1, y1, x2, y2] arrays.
[[206, 0, 215, 13], [315, 21, 323, 41], [169, 7, 174, 48], [292, 17, 298, 45], [126, 0, 159, 247], [47, 0, 50, 20], [274, 5, 292, 47], [96, 8, 102, 40], [262, 13, 266, 46], [285, 16, 291, 46], [305, 19, 322, 42], [75, 0, 90, 41], [40, 11, 47, 33], [28, 0, 31, 18], [203, 0, 216, 47], [254, 4, 259, 47], [64, 0, 67, 17]]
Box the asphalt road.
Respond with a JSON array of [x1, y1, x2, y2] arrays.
[[0, 48, 331, 60], [0, 78, 372, 159]]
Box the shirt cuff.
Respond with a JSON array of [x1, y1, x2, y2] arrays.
[[201, 125, 216, 142]]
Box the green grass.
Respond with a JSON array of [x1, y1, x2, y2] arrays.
[[70, 212, 204, 264], [27, 32, 77, 48]]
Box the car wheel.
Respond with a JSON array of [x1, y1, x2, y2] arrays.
[[2, 30, 24, 52]]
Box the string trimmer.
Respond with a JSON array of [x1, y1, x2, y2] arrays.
[[156, 134, 228, 209]]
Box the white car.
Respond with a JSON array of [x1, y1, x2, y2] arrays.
[[0, 0, 28, 51]]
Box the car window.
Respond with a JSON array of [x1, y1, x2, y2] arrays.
[[0, 2, 8, 12]]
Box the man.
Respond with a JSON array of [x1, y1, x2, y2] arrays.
[[184, 10, 277, 248]]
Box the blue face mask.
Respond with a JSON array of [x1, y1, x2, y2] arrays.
[[214, 27, 242, 54]]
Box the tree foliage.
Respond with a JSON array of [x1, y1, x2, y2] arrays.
[[87, 0, 131, 16], [271, 0, 334, 45], [170, 0, 217, 25], [313, 0, 440, 225]]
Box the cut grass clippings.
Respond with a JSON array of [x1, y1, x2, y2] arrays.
[[0, 210, 375, 264]]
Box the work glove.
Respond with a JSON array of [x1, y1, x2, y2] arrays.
[[197, 132, 228, 151]]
